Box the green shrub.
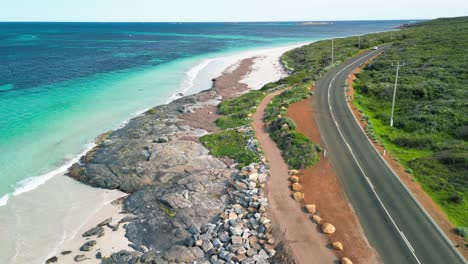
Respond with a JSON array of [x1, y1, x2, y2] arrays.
[[393, 135, 433, 149], [214, 90, 265, 129], [276, 131, 318, 169], [455, 227, 468, 237], [200, 130, 259, 168]]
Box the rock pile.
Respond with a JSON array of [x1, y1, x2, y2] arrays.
[[180, 162, 275, 264]]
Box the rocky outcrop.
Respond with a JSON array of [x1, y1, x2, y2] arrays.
[[342, 257, 353, 264], [66, 84, 277, 262]]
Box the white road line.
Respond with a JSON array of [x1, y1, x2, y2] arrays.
[[326, 50, 422, 264]]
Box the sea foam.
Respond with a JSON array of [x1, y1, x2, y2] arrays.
[[0, 194, 9, 207], [10, 143, 96, 198]]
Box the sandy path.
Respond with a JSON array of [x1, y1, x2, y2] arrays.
[[252, 91, 335, 264]]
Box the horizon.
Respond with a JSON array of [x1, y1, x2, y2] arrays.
[[1, 0, 467, 22], [0, 18, 429, 23]]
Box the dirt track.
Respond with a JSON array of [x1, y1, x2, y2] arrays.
[[252, 91, 335, 264]]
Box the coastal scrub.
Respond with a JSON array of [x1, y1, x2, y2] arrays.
[[200, 129, 259, 168], [264, 83, 320, 169]]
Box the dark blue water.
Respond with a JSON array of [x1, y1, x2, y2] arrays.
[[0, 21, 410, 90]]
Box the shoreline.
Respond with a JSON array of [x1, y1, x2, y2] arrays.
[[0, 41, 309, 211], [37, 42, 304, 263]]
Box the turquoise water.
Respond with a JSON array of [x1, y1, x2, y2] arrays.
[[0, 53, 229, 200]]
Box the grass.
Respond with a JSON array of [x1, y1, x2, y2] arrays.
[[215, 90, 266, 129], [200, 130, 259, 168]]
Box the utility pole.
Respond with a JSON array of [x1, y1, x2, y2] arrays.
[[358, 36, 361, 49], [331, 38, 334, 65], [390, 61, 404, 127]]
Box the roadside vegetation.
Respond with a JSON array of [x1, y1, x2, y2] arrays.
[[351, 17, 468, 227], [264, 83, 321, 169], [282, 16, 468, 229]]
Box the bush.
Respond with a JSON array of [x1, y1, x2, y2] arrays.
[[393, 135, 433, 149], [200, 130, 259, 168], [455, 227, 468, 237], [448, 193, 464, 204], [454, 126, 468, 140], [215, 90, 265, 129], [215, 115, 248, 129], [276, 131, 317, 169]]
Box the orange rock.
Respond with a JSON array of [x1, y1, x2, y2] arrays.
[[292, 192, 304, 202], [321, 222, 336, 234], [289, 176, 299, 183], [332, 241, 344, 251], [292, 183, 302, 191], [305, 204, 316, 214], [341, 257, 353, 264], [312, 215, 322, 224]]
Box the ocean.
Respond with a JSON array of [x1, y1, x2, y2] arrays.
[[0, 21, 411, 263]]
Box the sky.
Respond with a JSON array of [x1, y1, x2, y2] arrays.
[[1, 0, 467, 22]]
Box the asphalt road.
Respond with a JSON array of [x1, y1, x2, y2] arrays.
[[313, 48, 466, 264]]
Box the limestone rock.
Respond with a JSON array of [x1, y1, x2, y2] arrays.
[[289, 176, 299, 183], [292, 183, 302, 191], [46, 256, 58, 263], [312, 215, 322, 224], [80, 240, 97, 251], [97, 217, 112, 227], [231, 235, 243, 245], [342, 257, 353, 264], [73, 255, 88, 262], [332, 241, 344, 251], [321, 223, 336, 234], [163, 245, 196, 262], [292, 192, 304, 202], [289, 170, 299, 175], [305, 204, 316, 214], [82, 226, 104, 237]]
